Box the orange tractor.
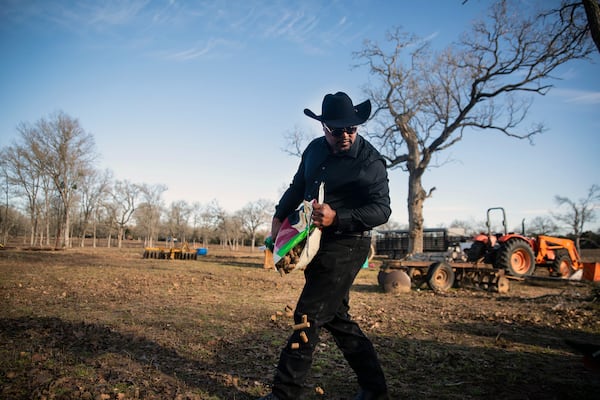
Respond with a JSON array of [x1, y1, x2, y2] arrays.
[[467, 207, 583, 278]]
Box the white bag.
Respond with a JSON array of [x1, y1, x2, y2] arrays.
[[273, 182, 324, 273]]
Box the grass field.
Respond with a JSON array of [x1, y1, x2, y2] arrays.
[[1, 246, 599, 399]]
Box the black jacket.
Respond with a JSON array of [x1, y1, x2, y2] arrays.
[[274, 135, 391, 233]]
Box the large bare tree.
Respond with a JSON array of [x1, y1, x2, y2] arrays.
[[14, 112, 97, 248], [465, 0, 600, 52], [355, 0, 594, 253]]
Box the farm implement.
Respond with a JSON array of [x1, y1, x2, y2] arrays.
[[143, 242, 201, 260], [379, 254, 510, 293], [377, 207, 598, 293]]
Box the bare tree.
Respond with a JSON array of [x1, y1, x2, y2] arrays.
[[0, 204, 26, 244], [0, 171, 17, 245], [189, 201, 212, 247], [239, 199, 274, 251], [204, 199, 226, 247], [77, 168, 112, 247], [222, 212, 243, 250], [108, 180, 139, 248], [201, 200, 242, 250], [0, 144, 42, 246], [376, 219, 407, 232], [135, 183, 167, 248], [465, 0, 600, 53], [525, 216, 560, 236], [19, 112, 97, 248], [449, 219, 485, 237], [165, 200, 191, 246], [553, 184, 600, 250], [282, 125, 316, 158], [355, 0, 593, 254]]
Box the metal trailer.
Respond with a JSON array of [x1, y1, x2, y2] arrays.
[[375, 228, 469, 260]]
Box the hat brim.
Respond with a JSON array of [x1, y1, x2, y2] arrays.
[[304, 99, 371, 128]]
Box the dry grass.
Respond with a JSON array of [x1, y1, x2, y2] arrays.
[[0, 246, 599, 399]]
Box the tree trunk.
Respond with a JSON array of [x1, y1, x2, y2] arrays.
[[29, 217, 35, 247], [54, 222, 61, 249], [407, 171, 426, 254], [583, 0, 600, 53], [44, 201, 51, 246], [117, 226, 124, 248], [92, 220, 97, 248], [63, 214, 70, 248]]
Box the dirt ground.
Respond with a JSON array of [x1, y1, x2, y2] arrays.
[[0, 246, 599, 400]]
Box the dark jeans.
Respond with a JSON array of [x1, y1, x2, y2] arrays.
[[272, 235, 388, 399]]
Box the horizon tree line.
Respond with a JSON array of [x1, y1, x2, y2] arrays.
[[0, 112, 275, 250], [1, 111, 597, 252]]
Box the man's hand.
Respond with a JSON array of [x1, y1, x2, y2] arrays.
[[312, 202, 336, 229]]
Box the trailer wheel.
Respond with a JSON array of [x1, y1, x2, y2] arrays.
[[496, 238, 535, 277], [553, 252, 573, 278], [426, 262, 455, 292], [407, 267, 424, 280], [407, 267, 427, 289]]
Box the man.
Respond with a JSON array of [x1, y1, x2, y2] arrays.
[[261, 92, 391, 400]]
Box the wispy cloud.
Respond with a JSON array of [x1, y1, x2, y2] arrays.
[[164, 38, 241, 61], [166, 44, 213, 61], [2, 0, 363, 60], [85, 0, 149, 26], [0, 0, 155, 40], [263, 11, 319, 40], [212, 1, 358, 53], [553, 88, 600, 104]]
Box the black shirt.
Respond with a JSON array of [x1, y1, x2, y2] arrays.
[[274, 135, 391, 233]]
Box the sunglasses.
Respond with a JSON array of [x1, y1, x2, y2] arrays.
[[323, 124, 358, 137]]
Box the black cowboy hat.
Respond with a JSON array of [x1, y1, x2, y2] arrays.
[[304, 92, 371, 128]]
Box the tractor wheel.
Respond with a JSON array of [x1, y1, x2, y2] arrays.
[[496, 238, 535, 277], [426, 262, 455, 292], [553, 252, 574, 278]]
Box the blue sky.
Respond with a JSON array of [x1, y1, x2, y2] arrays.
[[1, 0, 599, 232]]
